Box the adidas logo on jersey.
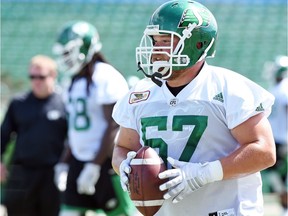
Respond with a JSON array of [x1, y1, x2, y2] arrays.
[[255, 103, 264, 111], [213, 92, 224, 103]]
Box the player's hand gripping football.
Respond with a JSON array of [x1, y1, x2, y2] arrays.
[[159, 157, 223, 203], [77, 163, 101, 195], [119, 151, 137, 192]]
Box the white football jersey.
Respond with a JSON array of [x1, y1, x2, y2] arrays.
[[112, 63, 274, 216], [268, 77, 288, 144], [66, 62, 128, 161]]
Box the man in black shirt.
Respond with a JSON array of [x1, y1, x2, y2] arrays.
[[1, 55, 68, 216]]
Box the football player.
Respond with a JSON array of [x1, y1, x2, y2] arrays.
[[53, 21, 137, 216], [266, 55, 288, 214], [111, 1, 276, 216]]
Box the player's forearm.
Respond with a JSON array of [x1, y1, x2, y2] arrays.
[[112, 145, 129, 175], [0, 162, 7, 183], [58, 143, 72, 163], [220, 141, 276, 180], [93, 127, 117, 165], [112, 126, 142, 175]]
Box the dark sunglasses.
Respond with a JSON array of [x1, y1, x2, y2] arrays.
[[29, 75, 49, 80]]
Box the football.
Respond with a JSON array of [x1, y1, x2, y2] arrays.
[[129, 146, 167, 216]]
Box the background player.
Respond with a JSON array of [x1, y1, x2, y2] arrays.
[[53, 20, 138, 216], [265, 55, 288, 215], [111, 1, 276, 215]]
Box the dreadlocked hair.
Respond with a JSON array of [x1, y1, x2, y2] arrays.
[[68, 52, 108, 96]]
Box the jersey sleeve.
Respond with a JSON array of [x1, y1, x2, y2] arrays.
[[112, 91, 136, 130], [224, 74, 275, 129], [112, 78, 153, 130]]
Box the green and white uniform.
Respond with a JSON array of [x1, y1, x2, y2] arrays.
[[65, 62, 128, 161], [64, 61, 136, 216], [112, 63, 274, 216]]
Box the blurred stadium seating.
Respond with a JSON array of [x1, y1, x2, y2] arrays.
[[1, 0, 287, 101], [1, 1, 287, 215]]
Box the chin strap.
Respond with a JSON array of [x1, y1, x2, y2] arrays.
[[137, 62, 163, 87], [151, 72, 163, 87]]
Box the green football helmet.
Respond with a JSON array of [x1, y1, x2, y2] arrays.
[[136, 0, 217, 83], [53, 21, 102, 75], [274, 55, 288, 80], [263, 55, 288, 82]]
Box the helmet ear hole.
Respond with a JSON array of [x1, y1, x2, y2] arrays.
[[196, 42, 203, 49]]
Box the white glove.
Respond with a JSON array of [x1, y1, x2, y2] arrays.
[[159, 157, 223, 203], [119, 151, 137, 192], [77, 163, 101, 195], [54, 163, 69, 191]]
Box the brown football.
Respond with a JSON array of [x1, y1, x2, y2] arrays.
[[129, 146, 167, 216]]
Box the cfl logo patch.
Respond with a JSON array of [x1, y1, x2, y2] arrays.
[[169, 98, 178, 107]]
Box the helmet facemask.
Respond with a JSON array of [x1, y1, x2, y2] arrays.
[[53, 38, 85, 76], [136, 24, 196, 84], [53, 21, 102, 76]]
